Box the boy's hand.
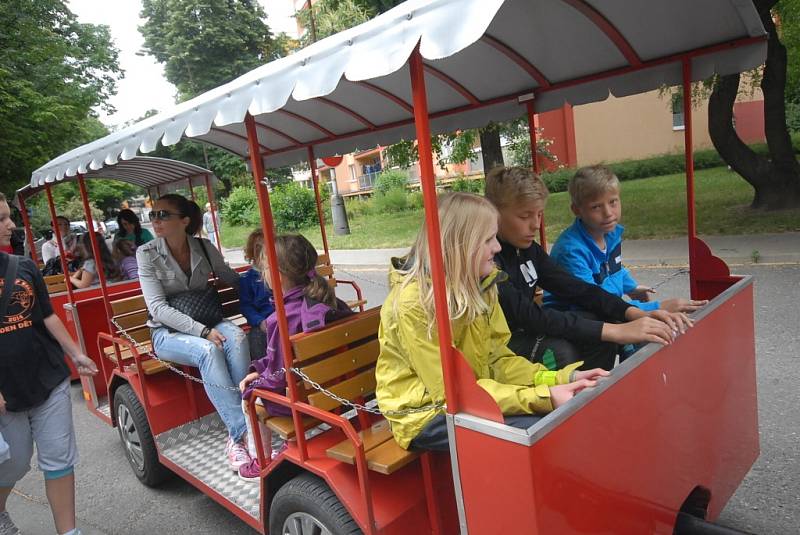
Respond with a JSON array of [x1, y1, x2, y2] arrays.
[[239, 372, 259, 393], [73, 354, 99, 376], [660, 298, 708, 314], [647, 309, 693, 334], [603, 317, 674, 345], [549, 379, 597, 408], [628, 285, 655, 302], [572, 368, 610, 382]]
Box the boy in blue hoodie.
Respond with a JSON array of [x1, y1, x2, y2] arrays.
[[547, 165, 705, 315]]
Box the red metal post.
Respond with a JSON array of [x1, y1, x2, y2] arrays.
[[307, 146, 331, 259], [44, 184, 76, 304], [204, 174, 222, 249], [409, 47, 459, 414], [16, 194, 39, 265], [526, 100, 548, 250], [77, 175, 114, 333], [682, 58, 698, 298], [244, 113, 310, 460]]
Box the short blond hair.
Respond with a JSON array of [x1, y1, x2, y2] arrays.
[[568, 165, 620, 206], [484, 166, 549, 209]]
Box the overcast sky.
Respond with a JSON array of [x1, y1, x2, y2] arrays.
[[68, 0, 299, 128]]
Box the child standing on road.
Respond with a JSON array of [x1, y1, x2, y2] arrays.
[[484, 166, 691, 371], [375, 192, 609, 451], [546, 165, 707, 315], [237, 234, 352, 481], [239, 229, 274, 362]]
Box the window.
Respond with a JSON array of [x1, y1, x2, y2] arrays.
[[672, 91, 685, 131], [349, 164, 357, 182]]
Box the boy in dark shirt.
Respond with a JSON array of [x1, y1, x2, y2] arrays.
[[484, 167, 691, 370], [0, 193, 98, 535]]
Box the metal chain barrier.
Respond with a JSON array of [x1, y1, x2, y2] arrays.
[[108, 317, 444, 416]]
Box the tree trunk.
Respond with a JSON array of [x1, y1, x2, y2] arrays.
[[708, 1, 800, 209], [479, 127, 504, 176]]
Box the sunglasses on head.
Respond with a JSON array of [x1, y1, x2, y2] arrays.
[[148, 210, 182, 222]]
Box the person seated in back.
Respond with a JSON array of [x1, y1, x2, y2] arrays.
[[239, 229, 274, 361], [237, 234, 352, 481], [376, 192, 609, 452], [546, 165, 707, 317], [69, 232, 121, 289], [484, 166, 692, 371], [114, 209, 154, 246], [112, 239, 138, 280], [41, 216, 77, 264]]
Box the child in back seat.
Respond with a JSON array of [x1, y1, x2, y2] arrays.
[[375, 192, 610, 451], [237, 234, 352, 481]]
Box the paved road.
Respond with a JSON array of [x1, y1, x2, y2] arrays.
[[8, 265, 799, 534]]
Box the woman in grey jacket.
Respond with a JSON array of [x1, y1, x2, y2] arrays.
[[136, 194, 251, 472]]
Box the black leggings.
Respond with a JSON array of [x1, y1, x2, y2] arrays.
[[409, 413, 542, 452]]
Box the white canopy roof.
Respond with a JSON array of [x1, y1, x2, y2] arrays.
[[31, 0, 767, 187], [20, 157, 215, 196]]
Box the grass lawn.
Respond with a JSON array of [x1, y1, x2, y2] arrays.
[[221, 167, 800, 250]]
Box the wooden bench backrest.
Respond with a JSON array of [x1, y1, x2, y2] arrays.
[[43, 274, 68, 294], [289, 307, 381, 412]]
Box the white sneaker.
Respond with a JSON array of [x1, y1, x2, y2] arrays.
[[226, 437, 251, 471], [0, 511, 20, 535]]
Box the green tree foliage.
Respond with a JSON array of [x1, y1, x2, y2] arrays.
[[140, 0, 283, 100], [373, 169, 408, 194], [776, 0, 800, 104], [221, 186, 258, 226], [295, 0, 404, 46], [270, 182, 318, 231], [0, 0, 122, 198]]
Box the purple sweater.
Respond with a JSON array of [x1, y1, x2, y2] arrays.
[[243, 285, 352, 416]]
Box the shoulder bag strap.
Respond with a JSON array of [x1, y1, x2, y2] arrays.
[[195, 238, 218, 281], [0, 255, 20, 320]]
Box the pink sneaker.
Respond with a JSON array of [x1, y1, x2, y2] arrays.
[[238, 458, 261, 482], [226, 438, 251, 471]]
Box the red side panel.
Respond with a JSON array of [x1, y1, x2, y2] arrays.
[[456, 281, 758, 534]]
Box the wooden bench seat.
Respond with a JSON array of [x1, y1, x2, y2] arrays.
[[251, 307, 417, 475], [316, 254, 366, 311], [44, 274, 67, 294]]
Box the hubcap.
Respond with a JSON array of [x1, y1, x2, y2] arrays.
[[282, 512, 332, 535], [117, 403, 145, 471]]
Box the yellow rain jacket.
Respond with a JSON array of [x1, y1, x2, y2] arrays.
[[376, 263, 581, 449]]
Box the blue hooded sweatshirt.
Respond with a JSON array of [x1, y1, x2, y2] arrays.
[[545, 218, 659, 311]]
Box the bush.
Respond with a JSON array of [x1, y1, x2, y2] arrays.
[[450, 176, 484, 194], [538, 137, 800, 194], [374, 169, 408, 195], [270, 182, 317, 231], [373, 189, 409, 213], [345, 197, 374, 219], [408, 191, 425, 210], [221, 186, 259, 226]]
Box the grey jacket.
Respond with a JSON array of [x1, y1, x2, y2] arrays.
[[136, 236, 240, 337]]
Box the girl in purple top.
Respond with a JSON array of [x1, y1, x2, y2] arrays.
[[237, 234, 351, 481], [113, 239, 138, 280]]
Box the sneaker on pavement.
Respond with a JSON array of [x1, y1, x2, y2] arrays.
[[0, 511, 20, 535], [226, 438, 251, 471], [238, 458, 262, 482]]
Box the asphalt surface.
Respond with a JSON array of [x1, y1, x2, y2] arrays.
[[7, 264, 799, 534]]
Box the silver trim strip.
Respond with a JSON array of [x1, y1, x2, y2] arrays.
[[64, 301, 99, 407], [452, 275, 754, 446], [446, 414, 469, 534]]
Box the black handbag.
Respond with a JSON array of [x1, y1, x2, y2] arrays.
[[166, 239, 224, 329]]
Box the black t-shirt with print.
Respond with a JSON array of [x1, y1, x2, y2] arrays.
[[0, 253, 70, 411]]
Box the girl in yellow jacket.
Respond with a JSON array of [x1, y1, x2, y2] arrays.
[[375, 192, 609, 451]]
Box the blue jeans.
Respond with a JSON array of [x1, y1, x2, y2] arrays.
[[151, 320, 250, 441]]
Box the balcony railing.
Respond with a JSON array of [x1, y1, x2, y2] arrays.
[[357, 171, 380, 190]]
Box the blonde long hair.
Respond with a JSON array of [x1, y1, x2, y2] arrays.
[[393, 192, 499, 331]]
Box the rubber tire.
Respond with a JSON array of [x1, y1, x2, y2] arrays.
[[269, 473, 363, 535], [113, 384, 170, 487]]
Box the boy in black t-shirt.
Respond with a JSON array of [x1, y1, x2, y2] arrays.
[[484, 167, 692, 371], [0, 193, 98, 535]]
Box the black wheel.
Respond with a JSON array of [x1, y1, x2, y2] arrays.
[[113, 384, 170, 487], [269, 473, 363, 535]]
